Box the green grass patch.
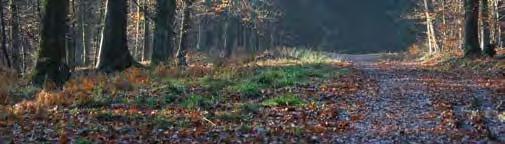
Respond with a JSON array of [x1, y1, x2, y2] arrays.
[[261, 94, 306, 107], [240, 103, 262, 114], [230, 82, 262, 98], [215, 112, 243, 122], [161, 78, 188, 95], [251, 65, 340, 87], [225, 64, 346, 97], [199, 76, 234, 91], [180, 95, 218, 109]]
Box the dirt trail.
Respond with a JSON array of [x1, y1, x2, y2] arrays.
[[332, 54, 505, 143]]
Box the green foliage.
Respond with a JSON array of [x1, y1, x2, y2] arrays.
[[180, 95, 217, 109], [252, 65, 336, 88], [199, 76, 234, 91], [230, 82, 262, 98], [261, 94, 306, 107], [162, 78, 187, 95]]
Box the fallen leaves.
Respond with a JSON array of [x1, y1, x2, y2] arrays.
[[2, 57, 505, 143]]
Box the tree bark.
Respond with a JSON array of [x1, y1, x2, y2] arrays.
[[424, 0, 439, 54], [95, 0, 136, 72], [133, 1, 141, 60], [142, 0, 151, 61], [482, 0, 496, 57], [152, 0, 176, 65], [9, 0, 21, 72], [224, 16, 239, 58], [32, 0, 70, 87], [0, 0, 11, 68], [176, 0, 193, 67], [464, 0, 482, 57]]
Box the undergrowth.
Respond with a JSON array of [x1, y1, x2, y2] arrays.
[[1, 53, 352, 123]]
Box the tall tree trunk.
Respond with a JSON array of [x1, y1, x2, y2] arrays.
[[152, 0, 176, 65], [464, 0, 482, 57], [77, 0, 88, 66], [224, 16, 239, 58], [32, 0, 70, 87], [93, 0, 106, 66], [9, 0, 21, 72], [424, 0, 439, 54], [494, 0, 502, 48], [133, 1, 141, 60], [142, 0, 151, 61], [0, 0, 11, 68], [176, 0, 193, 67], [66, 0, 77, 70], [482, 0, 496, 57], [96, 0, 136, 72]]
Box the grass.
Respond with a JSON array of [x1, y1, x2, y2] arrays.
[[275, 47, 333, 64], [7, 62, 347, 111], [0, 51, 362, 142], [261, 94, 306, 107], [180, 95, 218, 109], [230, 82, 262, 98]]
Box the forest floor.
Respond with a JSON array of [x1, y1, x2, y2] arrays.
[[1, 52, 505, 143]]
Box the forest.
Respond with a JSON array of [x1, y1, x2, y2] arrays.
[[0, 0, 504, 143]]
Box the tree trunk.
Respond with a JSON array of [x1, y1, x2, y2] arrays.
[[176, 0, 193, 67], [0, 0, 11, 68], [66, 0, 77, 70], [464, 0, 482, 57], [424, 0, 439, 54], [77, 0, 88, 66], [92, 0, 106, 66], [9, 0, 21, 72], [224, 16, 239, 58], [32, 0, 70, 87], [142, 0, 151, 61], [152, 0, 176, 65], [96, 0, 135, 72], [133, 1, 141, 60], [482, 0, 496, 57]]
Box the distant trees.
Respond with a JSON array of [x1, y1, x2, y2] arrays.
[[95, 0, 136, 72], [417, 0, 501, 58], [0, 0, 281, 87], [32, 0, 70, 86]]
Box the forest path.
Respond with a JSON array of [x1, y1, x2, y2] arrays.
[[330, 54, 505, 142]]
